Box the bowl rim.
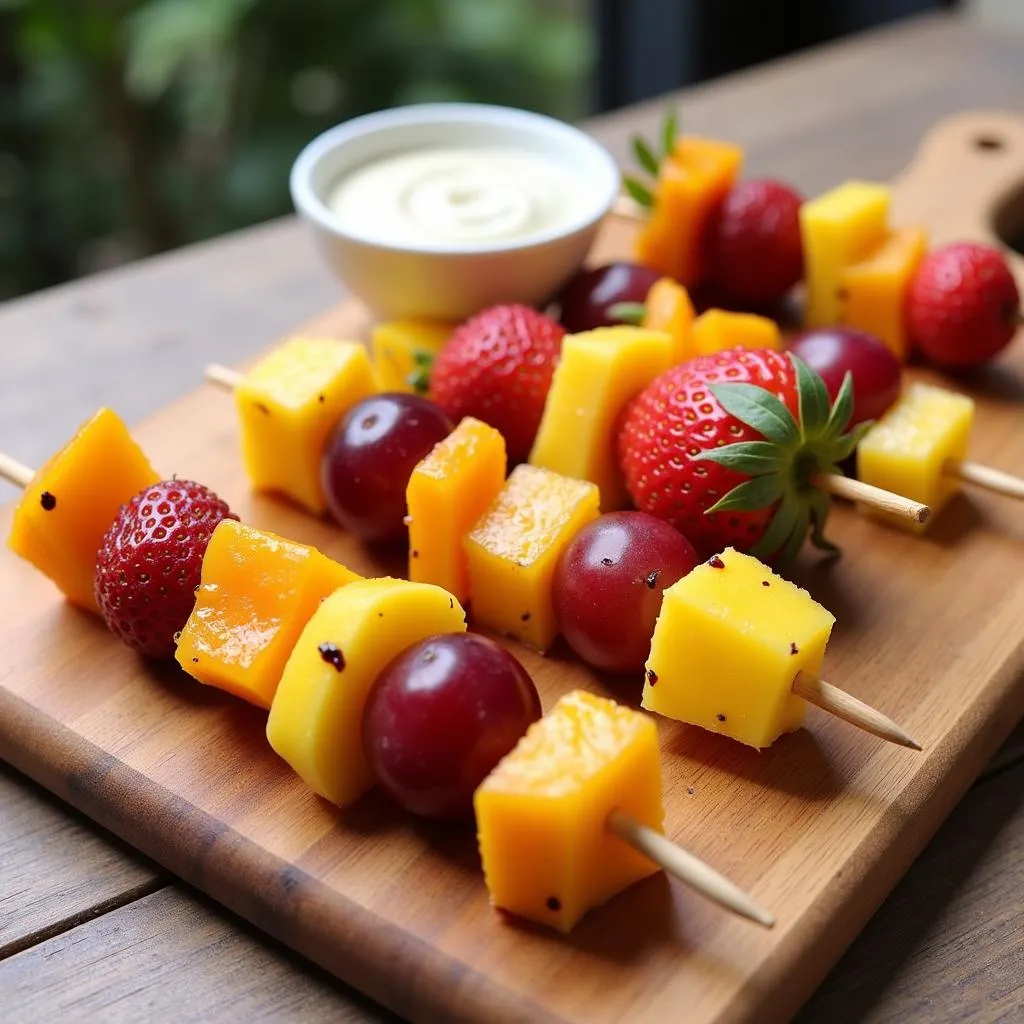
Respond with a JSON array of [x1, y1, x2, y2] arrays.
[[289, 102, 621, 256]]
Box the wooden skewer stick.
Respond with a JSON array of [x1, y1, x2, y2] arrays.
[[205, 364, 245, 391], [814, 472, 930, 526], [946, 459, 1024, 500], [606, 809, 775, 928], [0, 453, 34, 489], [792, 671, 921, 750]]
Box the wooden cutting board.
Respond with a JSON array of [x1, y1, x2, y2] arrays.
[[3, 112, 1024, 1024]]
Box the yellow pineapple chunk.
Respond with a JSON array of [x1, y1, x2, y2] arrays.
[[800, 182, 891, 327], [528, 326, 673, 509], [371, 319, 455, 393], [407, 417, 507, 603], [464, 465, 600, 651], [475, 690, 663, 933], [235, 337, 376, 514], [857, 382, 974, 532], [267, 578, 466, 807], [643, 548, 835, 748]]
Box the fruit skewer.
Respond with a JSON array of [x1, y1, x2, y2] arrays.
[[0, 433, 776, 933], [202, 357, 930, 531]]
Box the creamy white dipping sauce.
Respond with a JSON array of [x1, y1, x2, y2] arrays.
[[325, 146, 587, 247]]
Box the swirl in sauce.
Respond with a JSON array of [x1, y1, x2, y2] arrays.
[[326, 146, 586, 247]]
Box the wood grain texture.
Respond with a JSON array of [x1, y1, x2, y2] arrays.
[[3, 154, 1024, 1019], [0, 764, 163, 958], [0, 887, 396, 1023], [798, 760, 1024, 1023]]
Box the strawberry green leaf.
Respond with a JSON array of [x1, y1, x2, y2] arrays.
[[790, 353, 831, 437], [822, 370, 855, 441], [780, 504, 811, 566], [831, 420, 873, 463], [623, 175, 655, 209], [750, 494, 801, 561], [661, 107, 678, 157], [608, 301, 647, 325], [708, 382, 800, 447], [696, 440, 786, 476], [632, 135, 660, 176], [705, 474, 785, 515], [807, 488, 838, 555]]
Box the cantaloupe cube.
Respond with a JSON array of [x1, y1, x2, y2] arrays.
[[857, 382, 974, 533], [406, 417, 507, 603], [464, 465, 599, 651], [839, 227, 928, 360], [266, 578, 466, 807], [528, 326, 673, 510], [371, 319, 455, 393], [7, 408, 159, 611], [475, 690, 663, 933], [642, 277, 695, 363], [635, 137, 744, 287], [691, 309, 782, 356], [643, 548, 835, 748], [175, 520, 360, 708], [235, 337, 376, 515], [800, 182, 891, 328]]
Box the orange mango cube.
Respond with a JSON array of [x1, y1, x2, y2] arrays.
[[235, 337, 376, 515], [7, 408, 159, 611], [840, 227, 928, 361], [642, 277, 695, 362], [464, 465, 599, 651], [635, 137, 743, 287], [475, 690, 664, 934], [406, 417, 507, 603], [691, 309, 782, 356], [175, 520, 361, 708]]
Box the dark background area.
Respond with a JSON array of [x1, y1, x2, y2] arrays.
[[0, 0, 958, 302]]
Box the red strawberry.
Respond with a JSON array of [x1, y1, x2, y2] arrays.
[[703, 179, 804, 307], [95, 479, 238, 659], [617, 348, 868, 561], [906, 242, 1020, 369], [429, 304, 566, 463]]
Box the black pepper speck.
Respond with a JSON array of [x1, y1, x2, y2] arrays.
[[411, 549, 419, 559], [646, 668, 658, 685], [546, 896, 561, 912], [645, 570, 660, 589], [790, 642, 799, 655], [762, 580, 770, 588], [600, 557, 614, 567], [318, 642, 345, 671], [40, 491, 57, 511], [716, 713, 727, 722], [709, 555, 725, 569], [520, 611, 531, 622]]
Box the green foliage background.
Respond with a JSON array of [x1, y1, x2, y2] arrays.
[[0, 0, 594, 300]]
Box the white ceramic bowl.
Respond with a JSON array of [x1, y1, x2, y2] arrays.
[[289, 103, 620, 321]]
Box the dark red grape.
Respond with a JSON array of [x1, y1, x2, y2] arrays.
[[321, 393, 452, 542], [557, 262, 662, 333], [553, 512, 700, 675], [363, 633, 542, 820], [787, 328, 901, 427]]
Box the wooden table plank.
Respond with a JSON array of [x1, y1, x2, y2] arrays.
[[2, 757, 1020, 1023], [1, 8, 1023, 1022], [0, 887, 394, 1023], [799, 760, 1024, 1022], [0, 765, 162, 958]]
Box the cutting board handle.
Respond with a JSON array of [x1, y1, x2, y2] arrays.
[[890, 109, 1024, 286]]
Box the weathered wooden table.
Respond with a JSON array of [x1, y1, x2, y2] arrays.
[[2, 10, 1023, 1021]]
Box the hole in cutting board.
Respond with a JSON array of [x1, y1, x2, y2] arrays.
[[991, 177, 1024, 258], [973, 133, 1007, 152]]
